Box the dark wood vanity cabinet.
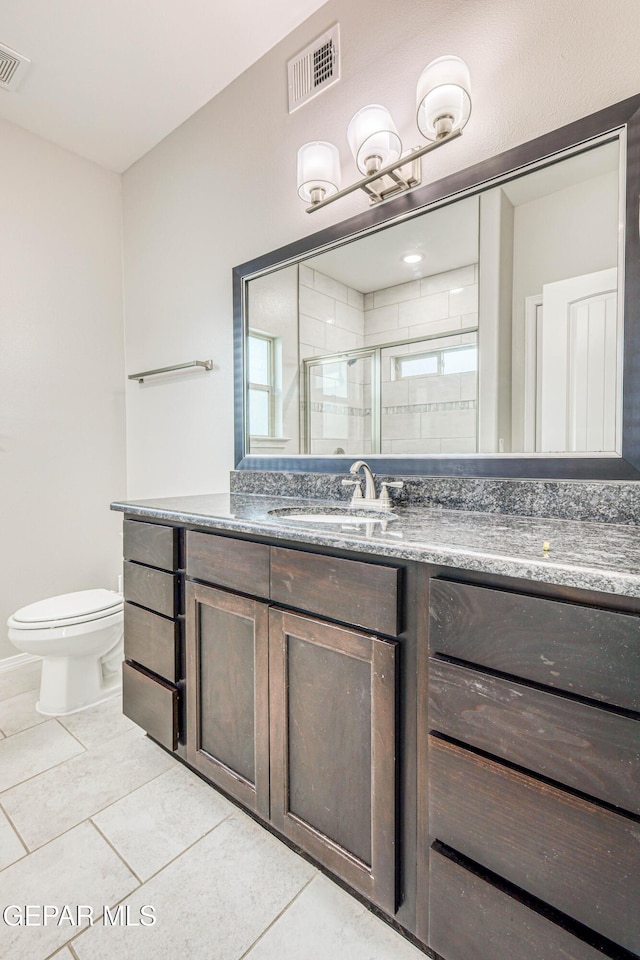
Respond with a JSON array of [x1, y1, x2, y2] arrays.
[[422, 577, 640, 960], [120, 514, 640, 958], [121, 519, 182, 752], [268, 608, 397, 914], [183, 529, 404, 917], [185, 580, 270, 818]]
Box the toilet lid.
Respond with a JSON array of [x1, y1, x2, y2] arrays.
[[11, 589, 123, 628]]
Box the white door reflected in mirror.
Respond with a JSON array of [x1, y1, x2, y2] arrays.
[[537, 268, 619, 453]]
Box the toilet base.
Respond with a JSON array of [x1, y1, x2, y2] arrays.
[[36, 687, 120, 717], [36, 644, 123, 716]]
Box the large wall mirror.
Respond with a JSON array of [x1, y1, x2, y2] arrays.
[[234, 95, 640, 478]]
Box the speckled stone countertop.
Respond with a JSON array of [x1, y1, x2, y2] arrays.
[[111, 492, 640, 600]]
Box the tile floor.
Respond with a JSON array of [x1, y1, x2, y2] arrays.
[[0, 660, 425, 960]]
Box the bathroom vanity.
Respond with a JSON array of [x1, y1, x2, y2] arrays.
[[112, 488, 640, 960]]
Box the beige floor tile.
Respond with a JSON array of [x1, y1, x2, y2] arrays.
[[244, 873, 424, 960], [57, 695, 138, 750], [1, 729, 174, 850], [0, 721, 84, 793], [92, 764, 234, 880], [0, 662, 41, 702], [0, 820, 138, 960], [72, 813, 316, 960], [50, 949, 76, 959], [0, 805, 26, 869], [0, 688, 47, 737]]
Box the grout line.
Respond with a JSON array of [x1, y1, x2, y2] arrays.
[[0, 713, 46, 739], [43, 940, 80, 960], [0, 756, 173, 862], [65, 808, 290, 960], [0, 686, 41, 707], [0, 798, 30, 857], [0, 723, 151, 804], [157, 810, 236, 873], [89, 818, 143, 884], [64, 812, 238, 951], [115, 809, 237, 888], [53, 718, 92, 751], [0, 722, 88, 799], [67, 942, 81, 960], [237, 872, 318, 960]]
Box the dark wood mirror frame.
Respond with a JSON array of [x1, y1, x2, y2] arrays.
[[233, 94, 640, 478]]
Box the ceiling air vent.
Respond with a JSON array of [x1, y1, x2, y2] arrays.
[[0, 42, 31, 92], [288, 24, 340, 113]]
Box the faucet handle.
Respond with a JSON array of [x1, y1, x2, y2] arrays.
[[380, 480, 404, 506], [341, 478, 363, 500]]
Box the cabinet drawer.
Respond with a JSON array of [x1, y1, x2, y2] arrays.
[[123, 519, 179, 571], [429, 736, 640, 954], [123, 560, 179, 618], [271, 546, 401, 636], [186, 531, 270, 599], [122, 661, 178, 751], [429, 846, 610, 960], [124, 602, 180, 683], [430, 658, 640, 814], [430, 579, 640, 711]]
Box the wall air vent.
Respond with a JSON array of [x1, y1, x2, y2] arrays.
[[287, 24, 340, 113], [0, 43, 31, 92]]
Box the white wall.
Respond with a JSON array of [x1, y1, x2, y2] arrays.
[[121, 0, 640, 497], [511, 170, 619, 447], [0, 119, 126, 661]]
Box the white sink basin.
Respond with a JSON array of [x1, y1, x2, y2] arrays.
[[268, 506, 396, 525]]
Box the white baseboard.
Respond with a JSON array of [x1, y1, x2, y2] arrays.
[[0, 652, 40, 673]]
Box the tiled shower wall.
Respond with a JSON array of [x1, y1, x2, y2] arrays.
[[364, 264, 479, 454], [299, 263, 479, 454]]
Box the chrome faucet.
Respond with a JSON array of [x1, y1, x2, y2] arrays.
[[342, 460, 404, 509], [349, 460, 377, 500]]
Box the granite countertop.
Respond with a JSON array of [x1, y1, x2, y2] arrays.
[[111, 491, 640, 600]]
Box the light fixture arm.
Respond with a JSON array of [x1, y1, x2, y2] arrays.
[[305, 127, 462, 213]]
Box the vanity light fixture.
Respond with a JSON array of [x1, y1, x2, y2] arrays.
[[296, 54, 471, 213], [296, 141, 341, 204]]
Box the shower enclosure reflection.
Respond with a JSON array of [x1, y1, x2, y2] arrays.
[[303, 330, 478, 456]]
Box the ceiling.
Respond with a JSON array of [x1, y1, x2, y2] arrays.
[[309, 197, 480, 292], [306, 140, 619, 292], [0, 0, 328, 172]]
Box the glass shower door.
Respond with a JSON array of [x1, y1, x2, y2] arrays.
[[303, 352, 376, 455]]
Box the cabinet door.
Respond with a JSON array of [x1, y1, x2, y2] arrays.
[[269, 608, 397, 914], [186, 581, 269, 818]]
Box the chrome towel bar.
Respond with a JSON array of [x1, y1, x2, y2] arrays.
[[128, 360, 213, 383]]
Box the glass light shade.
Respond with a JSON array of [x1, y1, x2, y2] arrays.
[[347, 104, 402, 175], [416, 55, 471, 140], [297, 141, 341, 203]]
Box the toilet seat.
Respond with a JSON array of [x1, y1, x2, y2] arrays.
[[8, 589, 123, 630]]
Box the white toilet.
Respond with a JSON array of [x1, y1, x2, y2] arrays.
[[7, 589, 124, 716]]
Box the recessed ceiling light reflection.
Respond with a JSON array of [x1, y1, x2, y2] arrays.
[[402, 253, 423, 264]]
